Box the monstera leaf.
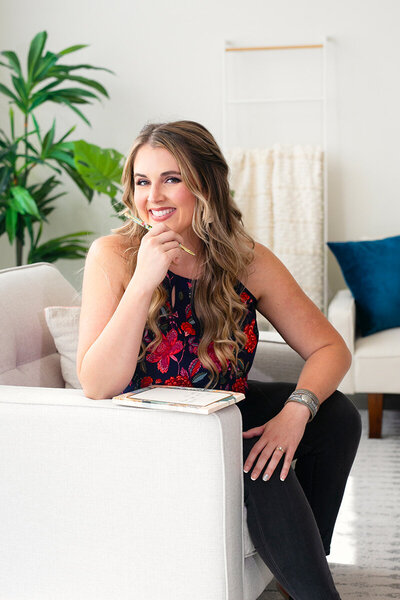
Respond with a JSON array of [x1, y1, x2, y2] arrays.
[[73, 140, 124, 198]]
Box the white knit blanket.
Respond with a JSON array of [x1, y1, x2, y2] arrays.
[[227, 145, 324, 317]]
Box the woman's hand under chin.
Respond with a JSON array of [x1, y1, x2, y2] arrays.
[[133, 222, 184, 292]]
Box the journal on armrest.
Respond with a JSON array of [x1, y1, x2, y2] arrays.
[[112, 385, 245, 415]]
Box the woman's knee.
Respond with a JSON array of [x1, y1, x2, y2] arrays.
[[320, 390, 362, 446]]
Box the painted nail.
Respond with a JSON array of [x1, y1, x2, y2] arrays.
[[243, 466, 249, 473], [280, 476, 285, 482], [251, 473, 257, 481], [262, 473, 269, 481]]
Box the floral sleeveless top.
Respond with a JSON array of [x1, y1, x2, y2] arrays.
[[123, 270, 259, 394]]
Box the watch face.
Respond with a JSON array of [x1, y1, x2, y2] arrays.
[[301, 394, 309, 403]]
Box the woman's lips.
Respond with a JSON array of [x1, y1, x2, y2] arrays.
[[149, 208, 176, 222]]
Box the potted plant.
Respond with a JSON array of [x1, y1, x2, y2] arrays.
[[0, 30, 124, 266]]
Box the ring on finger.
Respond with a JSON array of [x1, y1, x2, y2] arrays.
[[275, 445, 285, 453]]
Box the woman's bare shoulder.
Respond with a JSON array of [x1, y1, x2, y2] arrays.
[[244, 242, 281, 298], [87, 234, 134, 288], [89, 233, 132, 256]]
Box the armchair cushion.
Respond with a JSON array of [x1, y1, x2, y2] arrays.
[[44, 306, 81, 389], [328, 235, 400, 336]]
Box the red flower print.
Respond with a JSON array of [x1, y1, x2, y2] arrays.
[[164, 374, 192, 387], [143, 328, 152, 343], [185, 304, 193, 319], [181, 322, 196, 336], [147, 329, 183, 373], [189, 358, 201, 377], [140, 376, 153, 387], [244, 319, 257, 353], [240, 291, 251, 305], [188, 336, 198, 355], [232, 377, 248, 393], [207, 342, 223, 373], [155, 379, 162, 384]]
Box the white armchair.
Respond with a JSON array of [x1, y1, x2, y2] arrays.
[[0, 263, 275, 600], [328, 289, 400, 438]]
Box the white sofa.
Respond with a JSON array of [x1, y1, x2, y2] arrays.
[[328, 289, 400, 438], [0, 263, 307, 600]]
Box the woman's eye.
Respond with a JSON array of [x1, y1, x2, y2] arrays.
[[166, 177, 181, 184], [136, 179, 149, 186]]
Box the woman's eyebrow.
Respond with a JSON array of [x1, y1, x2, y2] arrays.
[[133, 170, 181, 177]]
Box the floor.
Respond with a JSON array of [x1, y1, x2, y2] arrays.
[[258, 408, 400, 599]]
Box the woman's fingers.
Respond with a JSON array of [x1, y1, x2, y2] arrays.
[[243, 436, 269, 473], [243, 409, 307, 483], [134, 222, 186, 289], [247, 443, 287, 481], [280, 453, 294, 482], [243, 430, 297, 482], [146, 223, 184, 246], [242, 426, 265, 438]]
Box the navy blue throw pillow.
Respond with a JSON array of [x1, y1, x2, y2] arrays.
[[328, 235, 400, 337]]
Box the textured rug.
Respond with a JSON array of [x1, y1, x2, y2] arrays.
[[258, 408, 400, 599]]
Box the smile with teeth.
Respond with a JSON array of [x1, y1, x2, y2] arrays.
[[150, 208, 176, 217]]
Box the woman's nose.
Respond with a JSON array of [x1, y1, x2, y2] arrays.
[[147, 183, 164, 204]]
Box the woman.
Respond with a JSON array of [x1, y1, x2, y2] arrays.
[[77, 120, 361, 599]]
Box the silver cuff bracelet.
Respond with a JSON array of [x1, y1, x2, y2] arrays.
[[284, 389, 320, 421]]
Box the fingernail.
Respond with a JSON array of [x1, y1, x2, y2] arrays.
[[243, 466, 249, 473], [262, 473, 269, 481], [250, 473, 257, 481], [280, 475, 285, 482]]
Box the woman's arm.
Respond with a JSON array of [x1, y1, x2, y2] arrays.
[[77, 226, 184, 399], [242, 243, 352, 481]]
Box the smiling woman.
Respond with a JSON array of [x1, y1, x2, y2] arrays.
[[133, 145, 197, 241], [76, 120, 361, 600]]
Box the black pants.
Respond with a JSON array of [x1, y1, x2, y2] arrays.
[[238, 381, 362, 600]]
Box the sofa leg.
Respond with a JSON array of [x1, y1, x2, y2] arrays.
[[368, 393, 383, 438]]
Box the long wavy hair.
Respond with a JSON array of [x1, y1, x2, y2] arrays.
[[113, 120, 255, 384]]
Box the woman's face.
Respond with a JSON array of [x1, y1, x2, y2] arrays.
[[133, 144, 197, 242]]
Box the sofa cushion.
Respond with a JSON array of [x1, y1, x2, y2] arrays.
[[328, 235, 400, 336], [44, 306, 82, 389]]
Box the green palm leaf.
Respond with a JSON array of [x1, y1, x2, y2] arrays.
[[60, 162, 94, 201], [10, 186, 41, 218], [0, 30, 118, 266], [28, 230, 92, 263], [27, 31, 47, 83], [32, 51, 59, 82], [58, 44, 88, 56], [0, 83, 25, 111], [1, 51, 23, 77]]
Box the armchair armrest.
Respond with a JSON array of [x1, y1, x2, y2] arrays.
[[328, 289, 356, 354], [327, 289, 356, 394], [0, 385, 245, 600]]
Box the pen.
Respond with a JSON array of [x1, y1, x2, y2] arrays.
[[127, 214, 196, 256]]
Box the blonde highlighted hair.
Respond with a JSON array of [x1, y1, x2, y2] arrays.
[[114, 120, 255, 384]]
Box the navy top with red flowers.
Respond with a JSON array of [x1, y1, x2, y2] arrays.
[[123, 270, 259, 394]]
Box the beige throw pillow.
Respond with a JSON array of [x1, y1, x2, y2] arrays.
[[44, 306, 81, 389]]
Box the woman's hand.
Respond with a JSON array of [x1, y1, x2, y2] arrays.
[[242, 402, 310, 482], [133, 223, 185, 291]]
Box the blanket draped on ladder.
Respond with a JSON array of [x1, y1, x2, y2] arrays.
[[227, 145, 324, 329]]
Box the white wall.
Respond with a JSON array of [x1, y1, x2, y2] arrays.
[[1, 0, 399, 295]]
